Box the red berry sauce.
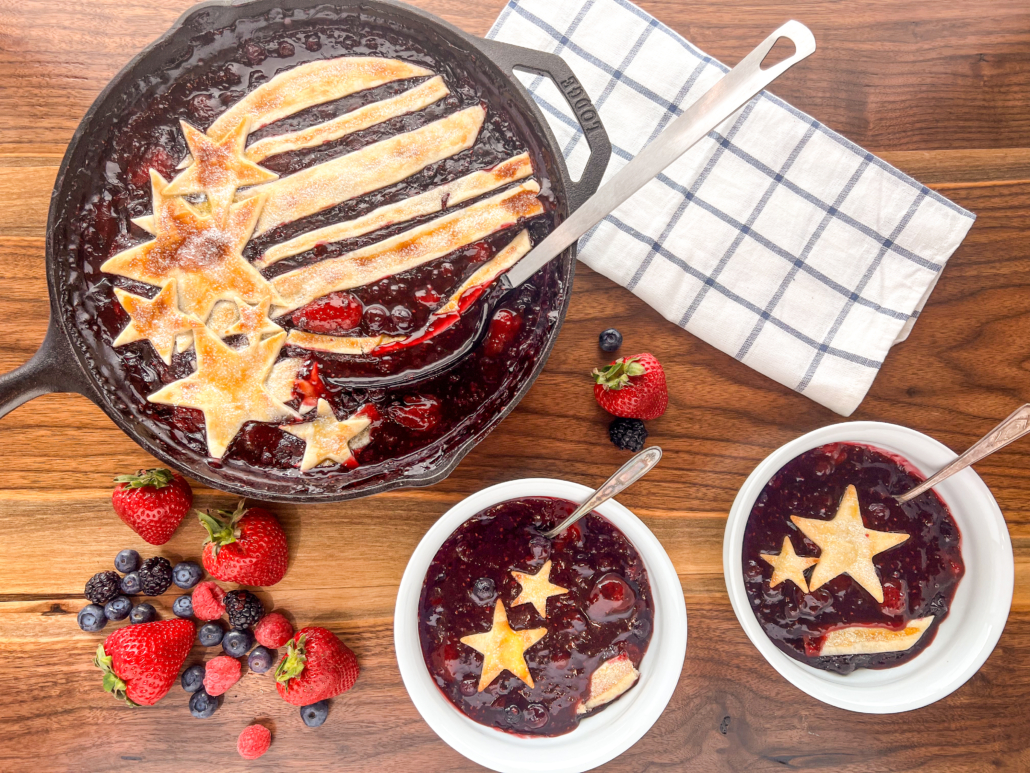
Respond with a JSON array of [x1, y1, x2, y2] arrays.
[[742, 442, 964, 674], [418, 497, 654, 736]]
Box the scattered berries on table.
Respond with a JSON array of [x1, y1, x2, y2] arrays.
[[203, 655, 242, 696], [275, 627, 359, 706], [111, 468, 193, 545], [189, 688, 219, 718], [199, 501, 288, 587], [172, 595, 194, 618], [93, 618, 194, 705], [119, 572, 141, 595], [129, 603, 158, 625], [191, 581, 226, 621], [198, 622, 225, 647], [85, 571, 121, 605], [254, 612, 294, 649], [114, 549, 141, 574], [598, 328, 623, 352], [248, 646, 275, 673], [222, 629, 254, 658], [301, 699, 329, 728], [224, 590, 264, 630], [608, 418, 649, 452], [78, 604, 108, 633], [592, 352, 668, 420], [104, 596, 132, 621], [180, 664, 206, 693], [138, 557, 173, 596], [237, 723, 272, 760], [172, 561, 203, 589]]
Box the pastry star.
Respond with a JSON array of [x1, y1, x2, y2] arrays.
[[102, 170, 282, 320], [280, 399, 371, 471], [511, 559, 568, 617], [112, 280, 197, 364], [459, 600, 548, 692], [164, 118, 278, 219], [760, 536, 819, 594], [147, 325, 297, 458], [222, 294, 283, 343], [791, 485, 910, 603]]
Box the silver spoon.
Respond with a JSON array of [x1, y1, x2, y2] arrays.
[[895, 403, 1030, 504], [542, 446, 662, 539]]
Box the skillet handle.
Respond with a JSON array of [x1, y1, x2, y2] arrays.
[[0, 316, 92, 419], [475, 37, 611, 211]]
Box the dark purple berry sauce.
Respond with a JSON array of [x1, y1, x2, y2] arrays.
[[418, 497, 654, 736], [742, 443, 964, 674]]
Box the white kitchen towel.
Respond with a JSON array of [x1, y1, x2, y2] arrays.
[[488, 0, 975, 416]]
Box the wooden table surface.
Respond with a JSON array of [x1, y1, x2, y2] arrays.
[[1, 0, 1028, 770]]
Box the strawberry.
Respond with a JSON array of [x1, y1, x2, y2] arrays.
[[591, 353, 668, 420], [111, 468, 193, 545], [274, 627, 359, 706], [198, 501, 288, 587], [93, 618, 194, 706]]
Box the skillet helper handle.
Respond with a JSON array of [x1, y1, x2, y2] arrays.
[[0, 316, 90, 419], [474, 37, 612, 211]]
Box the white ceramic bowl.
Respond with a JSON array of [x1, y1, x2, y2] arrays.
[[723, 421, 1013, 713], [395, 478, 687, 773]]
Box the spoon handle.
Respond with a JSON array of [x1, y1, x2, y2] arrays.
[[543, 447, 662, 539], [895, 403, 1030, 504]]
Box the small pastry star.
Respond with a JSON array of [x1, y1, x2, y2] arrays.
[[760, 536, 819, 594], [164, 117, 278, 219], [112, 280, 197, 364], [511, 559, 568, 617], [222, 294, 283, 343], [791, 484, 910, 603], [280, 399, 371, 471], [459, 600, 548, 692]]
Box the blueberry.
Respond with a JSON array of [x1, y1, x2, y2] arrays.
[[470, 577, 496, 605], [77, 604, 107, 632], [114, 549, 141, 574], [172, 561, 203, 589], [189, 688, 219, 718], [222, 628, 253, 657], [172, 595, 193, 618], [248, 645, 275, 674], [129, 603, 157, 624], [198, 622, 225, 647], [180, 664, 205, 693], [598, 328, 623, 352], [104, 596, 132, 621], [119, 572, 141, 595], [300, 699, 329, 727]]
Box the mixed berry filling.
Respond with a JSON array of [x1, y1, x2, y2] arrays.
[[418, 497, 654, 736]]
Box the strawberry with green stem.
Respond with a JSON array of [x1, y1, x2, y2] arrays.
[[198, 500, 288, 587]]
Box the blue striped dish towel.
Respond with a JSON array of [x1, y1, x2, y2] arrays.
[[489, 0, 974, 416]]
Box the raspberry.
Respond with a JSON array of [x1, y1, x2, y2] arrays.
[[192, 581, 227, 621], [203, 655, 242, 697], [253, 612, 294, 649], [237, 723, 272, 760]]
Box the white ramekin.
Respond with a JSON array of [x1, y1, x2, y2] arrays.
[[395, 478, 687, 773], [723, 421, 1013, 713]]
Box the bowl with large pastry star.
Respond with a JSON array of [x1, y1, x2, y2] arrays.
[[723, 421, 1014, 713]]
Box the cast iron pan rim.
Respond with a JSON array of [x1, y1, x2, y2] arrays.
[[43, 0, 610, 502]]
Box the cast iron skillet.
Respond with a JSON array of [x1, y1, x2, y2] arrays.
[[0, 0, 610, 502]]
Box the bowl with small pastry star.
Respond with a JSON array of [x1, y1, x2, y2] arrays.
[[394, 478, 687, 773], [723, 421, 1013, 713]]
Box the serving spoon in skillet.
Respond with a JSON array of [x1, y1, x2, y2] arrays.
[[334, 20, 816, 388]]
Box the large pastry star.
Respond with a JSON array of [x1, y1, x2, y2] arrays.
[[147, 325, 297, 458], [102, 170, 281, 320], [280, 399, 371, 471], [112, 280, 197, 364], [760, 536, 819, 594], [791, 485, 910, 603], [459, 600, 548, 692], [511, 559, 568, 617], [164, 118, 278, 219]]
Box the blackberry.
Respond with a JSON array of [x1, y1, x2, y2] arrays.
[[224, 590, 264, 630], [85, 571, 121, 605], [598, 328, 623, 352], [138, 557, 173, 596], [608, 417, 648, 452]]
